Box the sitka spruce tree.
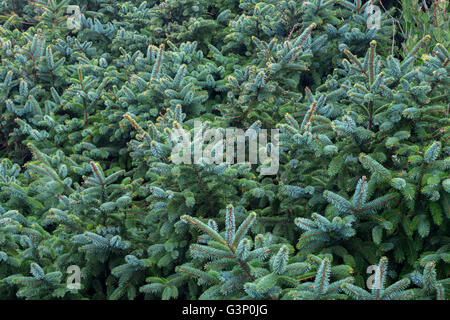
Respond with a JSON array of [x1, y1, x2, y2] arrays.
[[0, 0, 448, 300]]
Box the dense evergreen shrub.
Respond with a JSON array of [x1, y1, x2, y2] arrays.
[[0, 0, 448, 300]]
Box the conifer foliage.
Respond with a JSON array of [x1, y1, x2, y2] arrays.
[[0, 0, 448, 300]]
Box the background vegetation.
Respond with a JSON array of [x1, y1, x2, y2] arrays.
[[0, 0, 448, 300]]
